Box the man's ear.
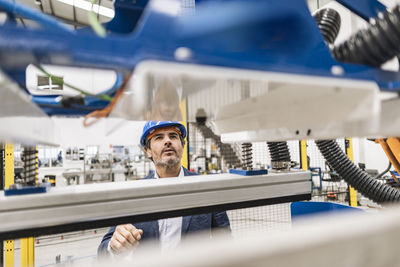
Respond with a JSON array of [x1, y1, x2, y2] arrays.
[[145, 147, 152, 159]]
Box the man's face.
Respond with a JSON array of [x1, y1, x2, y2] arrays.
[[145, 128, 184, 168]]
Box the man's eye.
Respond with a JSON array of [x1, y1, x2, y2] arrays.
[[155, 136, 163, 140], [170, 135, 178, 139]]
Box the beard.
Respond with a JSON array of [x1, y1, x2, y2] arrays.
[[154, 157, 181, 169], [154, 153, 181, 169]]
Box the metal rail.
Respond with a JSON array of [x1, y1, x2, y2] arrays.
[[0, 171, 311, 239]]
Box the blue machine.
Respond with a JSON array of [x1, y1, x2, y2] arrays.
[[0, 0, 399, 116], [229, 168, 268, 176], [4, 182, 52, 196], [291, 201, 362, 219]]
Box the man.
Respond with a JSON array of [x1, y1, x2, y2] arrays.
[[98, 121, 231, 256]]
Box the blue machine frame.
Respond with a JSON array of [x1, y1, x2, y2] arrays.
[[0, 0, 399, 115]]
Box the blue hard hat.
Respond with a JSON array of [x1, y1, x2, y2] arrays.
[[140, 121, 187, 147]]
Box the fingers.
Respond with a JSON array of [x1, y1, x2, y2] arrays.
[[125, 224, 143, 240], [110, 224, 143, 254], [119, 227, 136, 244]]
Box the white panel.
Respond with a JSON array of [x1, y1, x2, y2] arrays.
[[40, 0, 53, 14], [17, 0, 42, 10], [0, 71, 58, 146], [52, 0, 74, 21], [112, 60, 400, 142], [26, 64, 117, 96], [52, 117, 144, 147], [75, 5, 90, 25]]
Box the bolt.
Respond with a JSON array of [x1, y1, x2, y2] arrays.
[[331, 65, 344, 76], [174, 47, 193, 61]]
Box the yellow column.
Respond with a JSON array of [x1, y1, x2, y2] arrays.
[[180, 98, 188, 169], [299, 140, 308, 171], [4, 143, 14, 267], [345, 138, 358, 207], [21, 147, 36, 267], [20, 237, 34, 267]]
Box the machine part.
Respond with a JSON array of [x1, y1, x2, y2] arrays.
[[60, 96, 86, 108], [21, 147, 38, 186], [5, 146, 51, 195], [0, 171, 310, 239], [376, 138, 400, 184], [241, 143, 253, 170], [3, 0, 400, 119], [194, 123, 241, 169], [374, 161, 392, 180], [195, 108, 207, 125], [0, 70, 58, 146], [313, 8, 341, 44], [229, 168, 268, 176], [332, 5, 400, 67], [316, 140, 400, 203], [270, 161, 291, 170], [336, 0, 387, 21], [4, 184, 51, 196], [267, 142, 291, 171], [230, 140, 268, 175]]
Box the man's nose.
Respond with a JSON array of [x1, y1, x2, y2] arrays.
[[164, 137, 172, 145]]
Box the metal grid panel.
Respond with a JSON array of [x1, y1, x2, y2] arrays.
[[180, 0, 195, 15], [307, 138, 345, 169], [252, 142, 269, 169], [188, 125, 208, 173], [307, 138, 349, 203], [187, 78, 301, 235], [188, 80, 243, 122], [227, 203, 291, 237]]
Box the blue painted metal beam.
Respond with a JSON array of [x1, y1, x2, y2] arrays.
[[336, 0, 387, 21], [0, 0, 400, 115]]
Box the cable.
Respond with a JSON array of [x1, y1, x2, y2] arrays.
[[83, 74, 131, 126], [332, 5, 400, 67], [313, 5, 400, 203], [313, 8, 341, 44], [89, 0, 106, 37], [316, 140, 400, 203], [374, 161, 392, 179]]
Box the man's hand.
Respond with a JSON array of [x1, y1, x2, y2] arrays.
[[110, 224, 143, 254]]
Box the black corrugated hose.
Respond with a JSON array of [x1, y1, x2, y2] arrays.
[[316, 140, 400, 203], [332, 5, 400, 67], [312, 6, 400, 203], [267, 142, 291, 162], [313, 8, 341, 45]]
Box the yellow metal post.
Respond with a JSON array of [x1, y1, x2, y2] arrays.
[[299, 140, 308, 171], [20, 237, 34, 267], [4, 143, 14, 267], [28, 237, 34, 266], [345, 138, 358, 207], [180, 98, 188, 169], [21, 147, 36, 267], [21, 239, 28, 267]]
